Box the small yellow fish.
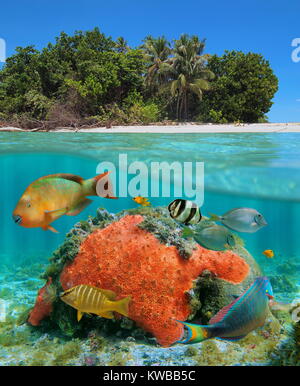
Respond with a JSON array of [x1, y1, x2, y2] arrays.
[[132, 196, 151, 207], [60, 284, 131, 322], [263, 249, 274, 258]]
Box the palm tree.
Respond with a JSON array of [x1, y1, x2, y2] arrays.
[[168, 35, 214, 120], [115, 37, 129, 53], [141, 36, 171, 89]]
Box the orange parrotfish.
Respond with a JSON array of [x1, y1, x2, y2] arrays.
[[176, 277, 274, 343], [13, 172, 116, 233]]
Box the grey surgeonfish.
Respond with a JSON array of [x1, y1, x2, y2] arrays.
[[182, 224, 236, 251], [168, 199, 202, 225], [209, 208, 267, 233]]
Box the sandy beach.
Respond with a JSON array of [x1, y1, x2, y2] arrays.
[[1, 122, 300, 133]]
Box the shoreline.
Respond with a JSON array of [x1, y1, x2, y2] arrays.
[[1, 122, 300, 133]]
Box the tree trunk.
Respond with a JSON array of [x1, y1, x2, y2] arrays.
[[184, 91, 188, 121], [176, 93, 181, 120]]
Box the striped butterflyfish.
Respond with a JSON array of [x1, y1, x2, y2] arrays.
[[60, 284, 131, 322], [168, 199, 202, 225]]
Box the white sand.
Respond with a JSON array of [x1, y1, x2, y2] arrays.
[[1, 122, 300, 133]]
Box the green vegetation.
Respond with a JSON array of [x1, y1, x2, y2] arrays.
[[197, 51, 279, 123], [0, 28, 278, 128]]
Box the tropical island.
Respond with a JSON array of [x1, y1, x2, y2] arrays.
[[0, 28, 280, 131]]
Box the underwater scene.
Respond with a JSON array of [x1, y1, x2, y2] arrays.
[[0, 132, 299, 366]]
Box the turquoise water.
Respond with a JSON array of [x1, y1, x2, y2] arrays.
[[0, 132, 299, 365], [1, 133, 299, 274]]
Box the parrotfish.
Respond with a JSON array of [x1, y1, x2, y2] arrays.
[[13, 172, 116, 233], [132, 196, 151, 207], [168, 199, 202, 225], [176, 276, 274, 344], [209, 208, 267, 233], [182, 224, 235, 251], [60, 284, 131, 322], [263, 249, 274, 258]]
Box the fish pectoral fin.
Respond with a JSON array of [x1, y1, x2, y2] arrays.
[[42, 225, 59, 233], [77, 310, 84, 322], [97, 311, 114, 319], [45, 208, 67, 222], [67, 199, 92, 216], [45, 208, 67, 215], [98, 288, 117, 300]]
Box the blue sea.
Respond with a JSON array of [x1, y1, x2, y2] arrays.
[[0, 131, 299, 366]]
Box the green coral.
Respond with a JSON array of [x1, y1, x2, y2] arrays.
[[269, 275, 298, 293], [16, 307, 33, 326], [29, 350, 50, 366], [134, 206, 197, 259], [51, 339, 81, 365], [0, 325, 32, 347], [0, 287, 13, 299], [108, 351, 132, 366]]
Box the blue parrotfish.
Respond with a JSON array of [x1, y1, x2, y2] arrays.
[[176, 276, 274, 343]]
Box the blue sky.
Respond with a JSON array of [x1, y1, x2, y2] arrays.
[[0, 0, 299, 122]]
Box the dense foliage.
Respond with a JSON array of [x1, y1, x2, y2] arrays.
[[0, 28, 279, 128], [197, 51, 279, 123]]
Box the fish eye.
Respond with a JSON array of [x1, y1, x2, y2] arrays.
[[26, 203, 31, 208]]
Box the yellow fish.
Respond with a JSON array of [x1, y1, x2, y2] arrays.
[[132, 196, 151, 207], [13, 172, 116, 233], [60, 284, 131, 322], [263, 249, 274, 258]]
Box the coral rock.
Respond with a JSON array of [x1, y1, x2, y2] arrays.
[[28, 278, 53, 326], [59, 215, 249, 347]]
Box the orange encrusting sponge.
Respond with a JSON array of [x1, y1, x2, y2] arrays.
[[28, 278, 53, 326], [59, 215, 249, 347]]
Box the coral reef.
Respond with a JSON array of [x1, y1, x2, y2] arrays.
[[270, 320, 300, 365], [59, 214, 249, 346], [28, 206, 255, 347], [269, 275, 298, 294], [0, 261, 293, 367], [28, 278, 54, 326]]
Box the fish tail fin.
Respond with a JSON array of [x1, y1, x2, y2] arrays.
[[114, 296, 131, 317], [208, 213, 221, 222], [84, 172, 117, 199], [181, 226, 194, 239], [175, 320, 211, 344]]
